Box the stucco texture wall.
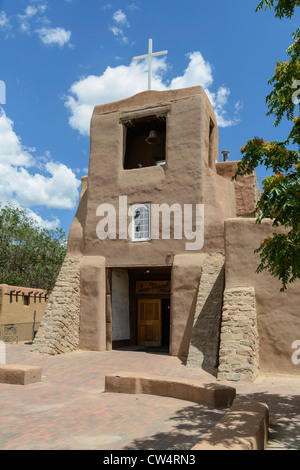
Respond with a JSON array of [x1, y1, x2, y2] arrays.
[[225, 218, 300, 376], [67, 87, 238, 265], [0, 285, 49, 342]]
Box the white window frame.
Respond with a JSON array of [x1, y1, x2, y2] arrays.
[[131, 203, 151, 242]]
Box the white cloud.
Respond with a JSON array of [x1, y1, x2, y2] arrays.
[[0, 109, 80, 226], [0, 2, 73, 47], [21, 205, 60, 230], [109, 25, 123, 37], [109, 9, 130, 44], [0, 111, 35, 167], [206, 87, 233, 127], [101, 4, 113, 11], [36, 27, 72, 47], [0, 10, 13, 37], [24, 5, 39, 17], [0, 161, 80, 210], [127, 3, 140, 11], [0, 11, 10, 28], [65, 59, 167, 135], [0, 199, 60, 230], [36, 27, 73, 47], [18, 2, 48, 34], [109, 26, 129, 44], [170, 52, 213, 90], [113, 10, 128, 26], [65, 51, 241, 136]]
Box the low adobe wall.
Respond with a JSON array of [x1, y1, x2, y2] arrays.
[[224, 219, 300, 376], [105, 372, 236, 408], [192, 399, 269, 450], [0, 364, 42, 385], [105, 372, 269, 450]]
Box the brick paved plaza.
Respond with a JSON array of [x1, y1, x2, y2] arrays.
[[0, 343, 299, 450]]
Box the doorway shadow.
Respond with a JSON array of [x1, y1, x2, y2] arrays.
[[137, 346, 169, 355], [115, 345, 169, 355]]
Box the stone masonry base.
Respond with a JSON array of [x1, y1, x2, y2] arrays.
[[217, 287, 259, 382], [31, 256, 81, 356]]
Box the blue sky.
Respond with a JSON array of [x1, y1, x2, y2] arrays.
[[0, 0, 298, 235]]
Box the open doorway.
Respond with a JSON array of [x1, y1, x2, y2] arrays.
[[137, 297, 170, 353], [127, 267, 171, 353]]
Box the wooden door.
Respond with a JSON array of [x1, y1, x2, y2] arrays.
[[137, 299, 161, 346]]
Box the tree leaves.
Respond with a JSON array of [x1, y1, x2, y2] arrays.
[[256, 230, 300, 291], [0, 203, 67, 290], [234, 1, 300, 290], [266, 28, 300, 133], [256, 0, 300, 19]]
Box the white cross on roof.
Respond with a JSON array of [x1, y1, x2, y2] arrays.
[[133, 39, 168, 91]]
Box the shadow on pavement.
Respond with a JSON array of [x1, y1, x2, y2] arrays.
[[124, 391, 300, 451]]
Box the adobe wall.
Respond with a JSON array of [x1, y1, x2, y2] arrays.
[[203, 168, 236, 252], [171, 254, 205, 358], [111, 269, 130, 343], [0, 285, 49, 342], [67, 175, 88, 257], [0, 285, 49, 325], [67, 87, 237, 263], [224, 218, 300, 376], [79, 256, 106, 352], [216, 161, 257, 217], [186, 252, 225, 373], [84, 87, 206, 263]]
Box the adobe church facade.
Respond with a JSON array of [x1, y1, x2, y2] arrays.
[[32, 86, 300, 381]]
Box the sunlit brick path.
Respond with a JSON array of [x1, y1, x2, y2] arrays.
[[0, 343, 299, 450]]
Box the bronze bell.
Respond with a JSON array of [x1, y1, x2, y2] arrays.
[[146, 130, 161, 145]]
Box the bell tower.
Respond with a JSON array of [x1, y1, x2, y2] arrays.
[[33, 85, 255, 363]]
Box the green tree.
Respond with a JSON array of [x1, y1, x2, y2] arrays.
[[234, 0, 300, 291], [0, 203, 67, 290], [256, 0, 300, 18]]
